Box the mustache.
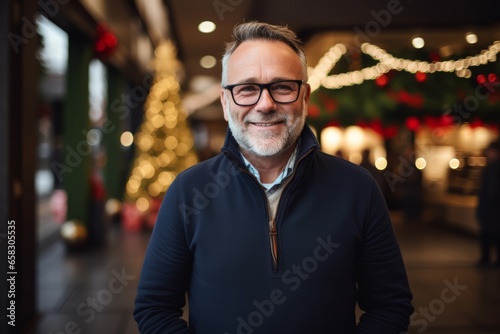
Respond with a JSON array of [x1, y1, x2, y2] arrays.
[[243, 111, 287, 124]]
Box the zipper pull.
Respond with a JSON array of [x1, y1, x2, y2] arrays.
[[269, 219, 279, 272]]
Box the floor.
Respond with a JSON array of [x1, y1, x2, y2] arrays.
[[29, 212, 500, 334]]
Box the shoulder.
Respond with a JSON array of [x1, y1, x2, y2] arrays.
[[312, 150, 374, 182], [173, 153, 241, 187]]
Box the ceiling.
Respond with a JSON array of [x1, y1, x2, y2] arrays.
[[164, 0, 500, 117]]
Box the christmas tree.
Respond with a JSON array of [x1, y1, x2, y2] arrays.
[[123, 41, 198, 230]]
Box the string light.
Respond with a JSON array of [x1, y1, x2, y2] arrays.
[[309, 41, 500, 91]]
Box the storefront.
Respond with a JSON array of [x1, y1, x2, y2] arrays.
[[306, 36, 500, 232]]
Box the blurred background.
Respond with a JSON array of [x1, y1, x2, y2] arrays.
[[1, 0, 500, 333]]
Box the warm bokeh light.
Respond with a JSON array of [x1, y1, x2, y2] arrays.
[[465, 32, 478, 44], [449, 158, 460, 169], [164, 136, 178, 150], [200, 55, 217, 69], [415, 157, 427, 170], [121, 131, 134, 147], [198, 21, 216, 33], [105, 198, 121, 216], [372, 145, 387, 164], [344, 126, 365, 152], [136, 197, 150, 212], [138, 133, 155, 151], [154, 44, 168, 58], [375, 157, 387, 170], [412, 37, 425, 49], [320, 126, 343, 154]]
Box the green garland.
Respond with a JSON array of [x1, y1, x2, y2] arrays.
[[308, 50, 500, 131]]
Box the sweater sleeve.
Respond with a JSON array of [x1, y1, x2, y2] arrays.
[[355, 179, 414, 333], [134, 180, 194, 333]]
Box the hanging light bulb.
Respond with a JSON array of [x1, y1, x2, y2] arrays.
[[412, 37, 425, 49], [198, 21, 216, 33], [465, 32, 478, 44]]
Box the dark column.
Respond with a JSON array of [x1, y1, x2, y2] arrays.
[[1, 0, 39, 332], [103, 65, 125, 201], [63, 34, 92, 234]]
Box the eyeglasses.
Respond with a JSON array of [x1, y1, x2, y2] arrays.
[[224, 80, 303, 106]]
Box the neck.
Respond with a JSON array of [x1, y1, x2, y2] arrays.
[[241, 144, 296, 183]]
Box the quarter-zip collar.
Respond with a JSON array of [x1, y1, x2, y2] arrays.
[[221, 124, 320, 170]]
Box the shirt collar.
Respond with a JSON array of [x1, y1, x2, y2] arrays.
[[241, 142, 299, 195]]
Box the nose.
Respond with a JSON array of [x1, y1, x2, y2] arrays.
[[255, 88, 277, 112]]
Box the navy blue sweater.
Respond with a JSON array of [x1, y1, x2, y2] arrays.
[[134, 126, 413, 333]]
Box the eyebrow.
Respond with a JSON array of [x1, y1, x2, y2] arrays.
[[233, 77, 296, 84]]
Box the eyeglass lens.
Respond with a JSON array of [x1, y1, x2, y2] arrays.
[[232, 81, 300, 105]]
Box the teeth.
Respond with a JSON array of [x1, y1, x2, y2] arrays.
[[253, 122, 278, 127]]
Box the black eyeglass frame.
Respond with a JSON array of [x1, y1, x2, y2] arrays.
[[223, 79, 304, 106]]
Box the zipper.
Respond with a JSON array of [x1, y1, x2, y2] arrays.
[[269, 218, 279, 273], [267, 147, 316, 274], [224, 147, 316, 275]]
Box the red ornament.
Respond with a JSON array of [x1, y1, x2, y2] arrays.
[[476, 74, 486, 85], [94, 23, 118, 59], [397, 90, 424, 109], [405, 117, 420, 131], [488, 73, 498, 83], [375, 74, 388, 87], [415, 72, 427, 83]]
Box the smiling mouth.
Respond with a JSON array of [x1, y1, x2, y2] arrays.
[[249, 121, 283, 127]]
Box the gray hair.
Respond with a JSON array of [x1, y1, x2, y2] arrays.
[[221, 21, 308, 86]]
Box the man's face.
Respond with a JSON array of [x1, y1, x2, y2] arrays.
[[221, 40, 310, 157]]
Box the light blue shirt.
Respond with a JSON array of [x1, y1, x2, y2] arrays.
[[241, 143, 299, 196]]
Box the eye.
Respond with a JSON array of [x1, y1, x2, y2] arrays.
[[271, 82, 295, 92], [235, 84, 259, 94]]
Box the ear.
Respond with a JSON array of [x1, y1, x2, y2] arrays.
[[220, 89, 229, 121], [303, 83, 311, 116], [303, 83, 311, 105]]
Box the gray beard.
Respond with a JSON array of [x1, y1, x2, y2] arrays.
[[225, 99, 306, 157]]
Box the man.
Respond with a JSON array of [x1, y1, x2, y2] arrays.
[[135, 21, 413, 333], [476, 141, 500, 268]]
